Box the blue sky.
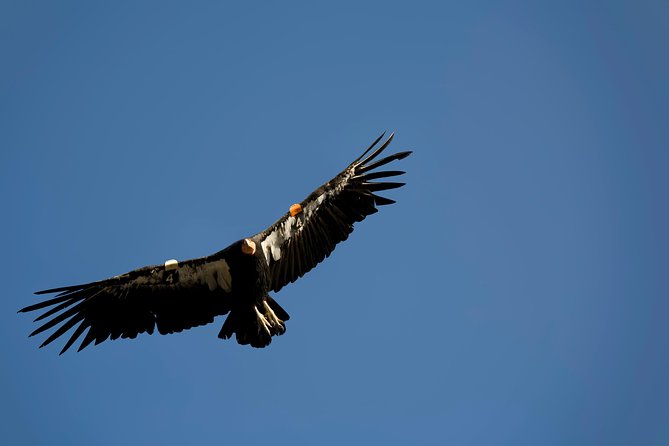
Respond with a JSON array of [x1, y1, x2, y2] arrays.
[[1, 1, 667, 444]]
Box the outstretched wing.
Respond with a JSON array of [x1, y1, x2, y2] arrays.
[[19, 248, 236, 354], [252, 133, 411, 293]]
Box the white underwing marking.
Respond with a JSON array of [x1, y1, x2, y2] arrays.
[[164, 259, 179, 270], [283, 216, 296, 239], [261, 231, 282, 264], [261, 215, 299, 264], [260, 172, 355, 266]]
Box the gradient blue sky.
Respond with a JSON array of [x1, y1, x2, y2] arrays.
[[2, 1, 668, 445]]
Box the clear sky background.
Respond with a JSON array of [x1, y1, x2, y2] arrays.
[[1, 1, 667, 445]]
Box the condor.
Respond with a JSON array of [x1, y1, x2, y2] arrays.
[[20, 133, 411, 353]]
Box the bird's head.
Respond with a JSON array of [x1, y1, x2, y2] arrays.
[[241, 238, 256, 256]]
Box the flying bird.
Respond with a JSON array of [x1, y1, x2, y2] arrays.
[[20, 133, 411, 354]]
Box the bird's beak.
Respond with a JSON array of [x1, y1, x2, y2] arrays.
[[242, 238, 256, 255]]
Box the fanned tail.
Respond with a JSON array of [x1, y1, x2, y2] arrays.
[[218, 295, 289, 348]]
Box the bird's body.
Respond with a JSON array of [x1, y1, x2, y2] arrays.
[[20, 133, 411, 353], [216, 238, 288, 348]]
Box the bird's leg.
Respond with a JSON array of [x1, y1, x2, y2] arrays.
[[254, 306, 273, 336], [263, 300, 285, 329]]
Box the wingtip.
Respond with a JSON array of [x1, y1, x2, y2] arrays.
[[357, 132, 398, 167], [373, 195, 396, 206], [354, 132, 388, 163], [34, 282, 92, 295], [35, 287, 66, 295]]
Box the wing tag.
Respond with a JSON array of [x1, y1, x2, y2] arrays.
[[289, 203, 302, 216], [164, 259, 179, 270]]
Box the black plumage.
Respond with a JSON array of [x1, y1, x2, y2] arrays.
[[19, 133, 411, 353]]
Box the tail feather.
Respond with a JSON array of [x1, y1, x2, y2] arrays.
[[218, 295, 289, 348]]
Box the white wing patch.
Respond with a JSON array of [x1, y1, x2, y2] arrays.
[[259, 170, 355, 266], [261, 231, 282, 263], [260, 215, 304, 265]]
